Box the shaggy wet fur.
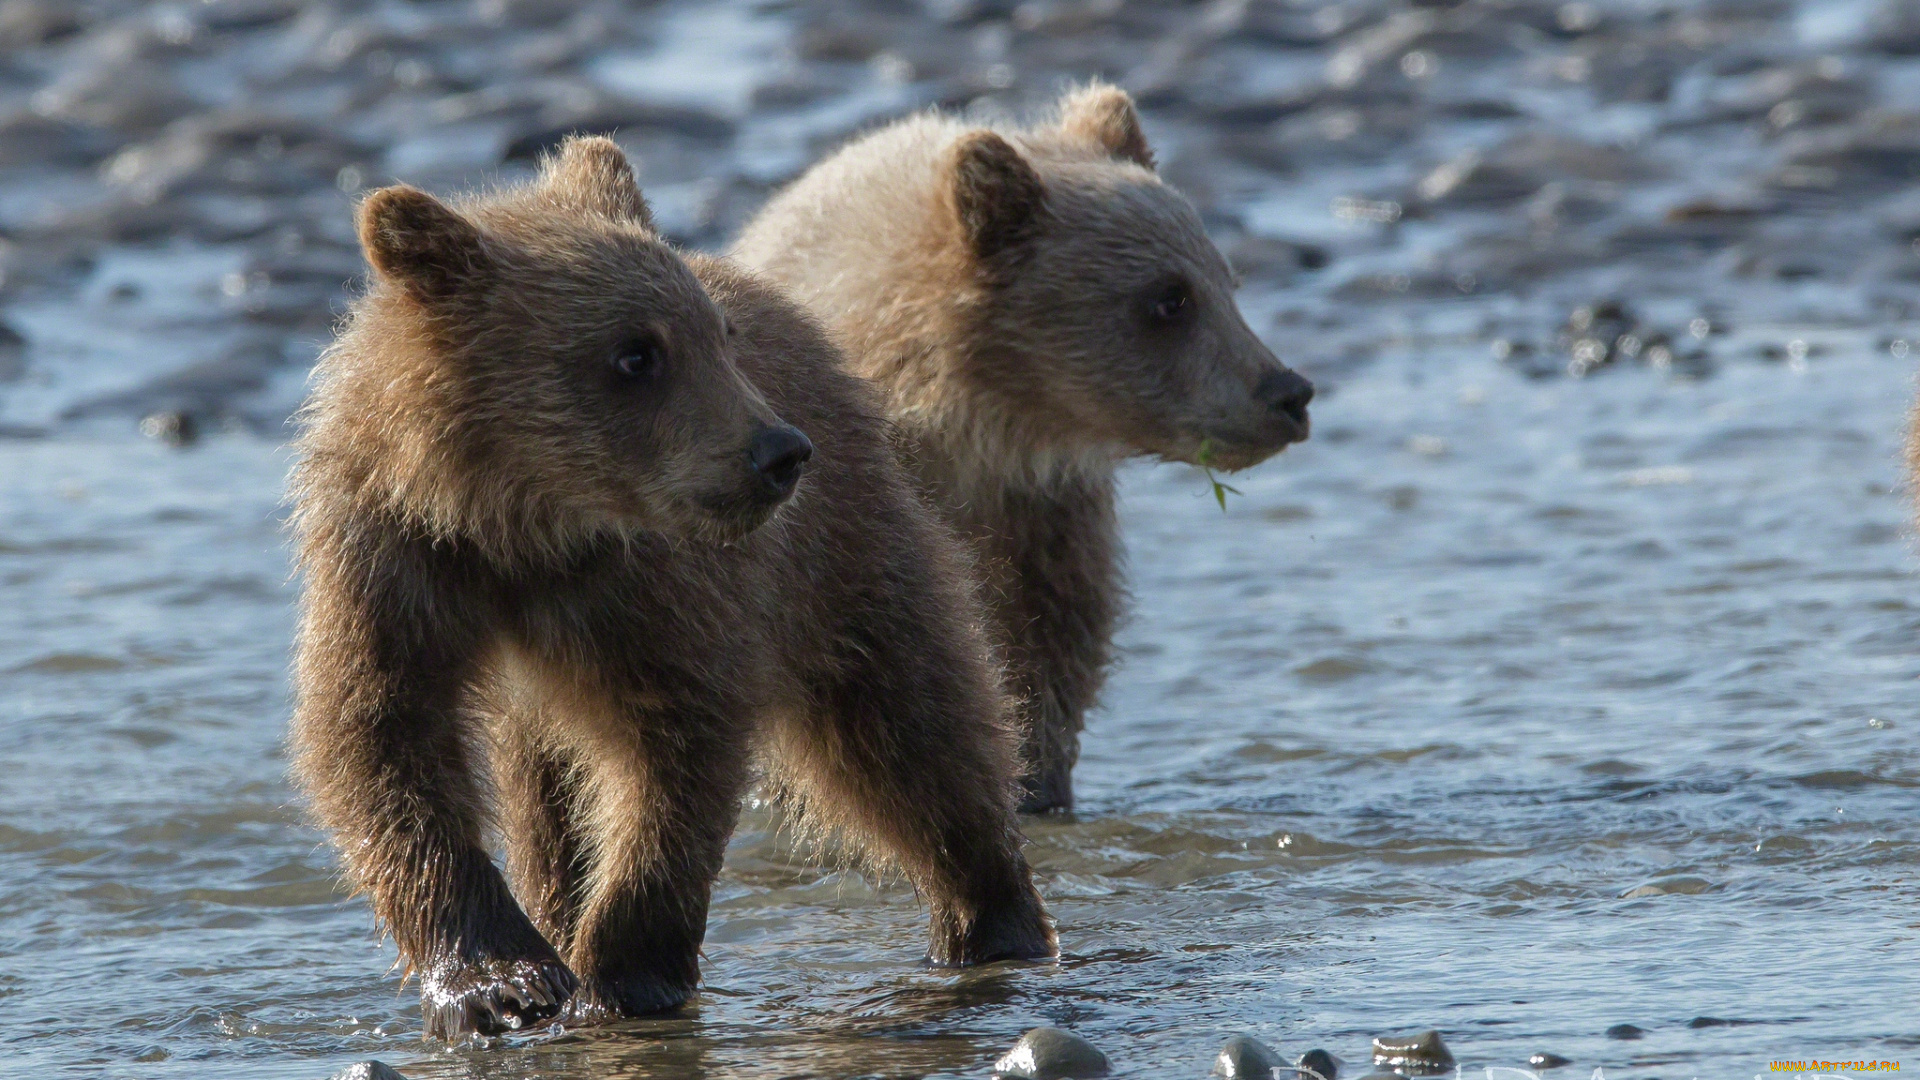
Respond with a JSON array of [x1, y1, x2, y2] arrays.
[[734, 85, 1314, 811], [289, 138, 1054, 1041]]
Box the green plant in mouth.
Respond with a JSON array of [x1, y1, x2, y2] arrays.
[[1196, 438, 1241, 512]]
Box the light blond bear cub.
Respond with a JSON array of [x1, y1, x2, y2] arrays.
[[735, 85, 1313, 812], [290, 137, 1055, 1041]]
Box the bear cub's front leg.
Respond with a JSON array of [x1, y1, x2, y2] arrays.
[[289, 573, 580, 1042], [552, 718, 752, 1023]]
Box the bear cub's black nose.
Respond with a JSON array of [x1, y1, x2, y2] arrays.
[[750, 424, 813, 495], [1254, 368, 1314, 426]]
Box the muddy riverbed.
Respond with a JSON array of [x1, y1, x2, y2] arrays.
[[4, 1, 1920, 1077]]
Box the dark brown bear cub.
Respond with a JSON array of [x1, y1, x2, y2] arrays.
[[289, 137, 1054, 1041]]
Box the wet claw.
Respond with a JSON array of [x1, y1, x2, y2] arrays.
[[420, 955, 577, 1040]]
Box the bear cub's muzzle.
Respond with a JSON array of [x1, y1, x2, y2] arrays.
[[749, 423, 814, 498], [1253, 367, 1314, 442]]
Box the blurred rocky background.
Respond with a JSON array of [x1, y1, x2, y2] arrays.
[[2, 0, 1918, 439]]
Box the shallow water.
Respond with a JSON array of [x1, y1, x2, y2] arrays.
[[4, 1, 1920, 1077]]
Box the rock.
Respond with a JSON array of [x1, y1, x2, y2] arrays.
[[330, 1063, 406, 1080], [1619, 876, 1712, 898], [1370, 1029, 1454, 1075], [139, 410, 198, 446], [1213, 1034, 1283, 1078], [1298, 1047, 1341, 1079], [993, 1027, 1111, 1079], [1529, 1051, 1573, 1069], [1605, 1023, 1644, 1040], [1558, 299, 1635, 377]]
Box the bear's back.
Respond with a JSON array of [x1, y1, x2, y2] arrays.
[[731, 118, 973, 369]]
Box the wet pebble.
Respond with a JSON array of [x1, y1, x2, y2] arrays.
[[1687, 1016, 1753, 1029], [993, 1027, 1110, 1080], [139, 411, 198, 447], [1605, 1023, 1644, 1040], [1212, 1034, 1283, 1078], [1558, 299, 1636, 377], [1494, 300, 1712, 381], [1298, 1047, 1340, 1079], [1620, 875, 1712, 898], [329, 1063, 405, 1080], [1371, 1029, 1454, 1075], [1529, 1051, 1572, 1069]]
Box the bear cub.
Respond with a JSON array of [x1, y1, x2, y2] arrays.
[[735, 85, 1314, 812], [290, 137, 1054, 1040]]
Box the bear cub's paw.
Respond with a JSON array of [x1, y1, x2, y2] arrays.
[[929, 886, 1059, 967], [420, 955, 576, 1040], [1016, 760, 1074, 815], [563, 969, 695, 1023]]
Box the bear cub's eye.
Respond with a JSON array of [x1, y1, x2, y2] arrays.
[[1149, 282, 1193, 324], [612, 335, 663, 380]]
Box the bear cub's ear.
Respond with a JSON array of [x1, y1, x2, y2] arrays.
[[541, 135, 655, 229], [949, 131, 1046, 262], [358, 185, 490, 300], [1058, 83, 1154, 170]]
